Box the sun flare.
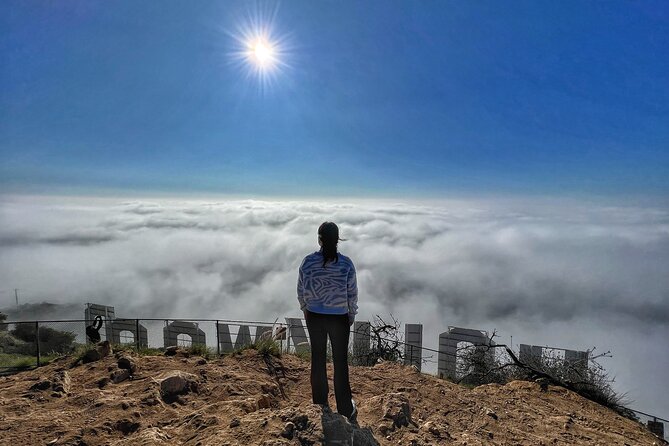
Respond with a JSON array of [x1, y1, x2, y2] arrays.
[[248, 39, 275, 68], [227, 5, 290, 91]]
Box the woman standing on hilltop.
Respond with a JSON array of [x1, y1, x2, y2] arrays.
[[297, 221, 358, 422]]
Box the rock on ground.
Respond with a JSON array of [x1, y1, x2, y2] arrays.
[[159, 370, 199, 398]]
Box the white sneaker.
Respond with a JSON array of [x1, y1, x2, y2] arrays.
[[348, 399, 358, 423]]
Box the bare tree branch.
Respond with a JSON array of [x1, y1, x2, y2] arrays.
[[452, 329, 635, 420]]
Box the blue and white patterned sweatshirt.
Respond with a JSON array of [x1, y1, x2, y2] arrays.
[[297, 250, 358, 318]]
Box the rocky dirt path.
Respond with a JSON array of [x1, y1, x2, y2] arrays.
[[0, 348, 663, 445]]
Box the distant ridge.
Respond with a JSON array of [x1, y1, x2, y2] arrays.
[[0, 301, 83, 322]]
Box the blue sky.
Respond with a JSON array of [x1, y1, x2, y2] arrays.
[[1, 1, 668, 197]]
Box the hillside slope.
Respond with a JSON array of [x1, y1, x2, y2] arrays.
[[0, 348, 662, 445]]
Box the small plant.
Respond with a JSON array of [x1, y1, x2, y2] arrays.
[[227, 341, 256, 355], [71, 343, 93, 361], [254, 337, 281, 357], [228, 321, 285, 358], [187, 343, 213, 359], [136, 346, 164, 356], [110, 343, 163, 356], [228, 337, 283, 357]]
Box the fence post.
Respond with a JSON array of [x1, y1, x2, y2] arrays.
[[409, 344, 413, 367], [216, 320, 220, 356], [135, 319, 140, 351], [35, 321, 41, 367]]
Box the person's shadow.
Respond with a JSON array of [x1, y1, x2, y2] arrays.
[[320, 406, 379, 446]]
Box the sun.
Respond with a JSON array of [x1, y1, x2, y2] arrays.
[[248, 38, 276, 69], [226, 4, 291, 91]]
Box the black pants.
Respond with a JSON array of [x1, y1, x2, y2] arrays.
[[304, 310, 354, 417]]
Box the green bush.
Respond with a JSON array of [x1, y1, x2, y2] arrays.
[[0, 330, 32, 355], [10, 324, 76, 355]]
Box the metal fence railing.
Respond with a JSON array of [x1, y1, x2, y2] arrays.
[[0, 317, 363, 370], [0, 317, 665, 441], [0, 318, 301, 369], [630, 409, 668, 441]]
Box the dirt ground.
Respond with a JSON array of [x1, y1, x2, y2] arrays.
[[0, 347, 663, 445]]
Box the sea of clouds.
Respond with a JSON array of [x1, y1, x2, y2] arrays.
[[1, 194, 668, 415]]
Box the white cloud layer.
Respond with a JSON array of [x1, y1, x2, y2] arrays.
[[1, 194, 668, 416]]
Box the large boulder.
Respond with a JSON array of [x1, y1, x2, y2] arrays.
[[110, 369, 131, 384], [164, 346, 179, 356], [276, 404, 379, 446], [117, 356, 137, 374], [159, 371, 199, 398], [321, 407, 379, 446], [81, 348, 102, 364]]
